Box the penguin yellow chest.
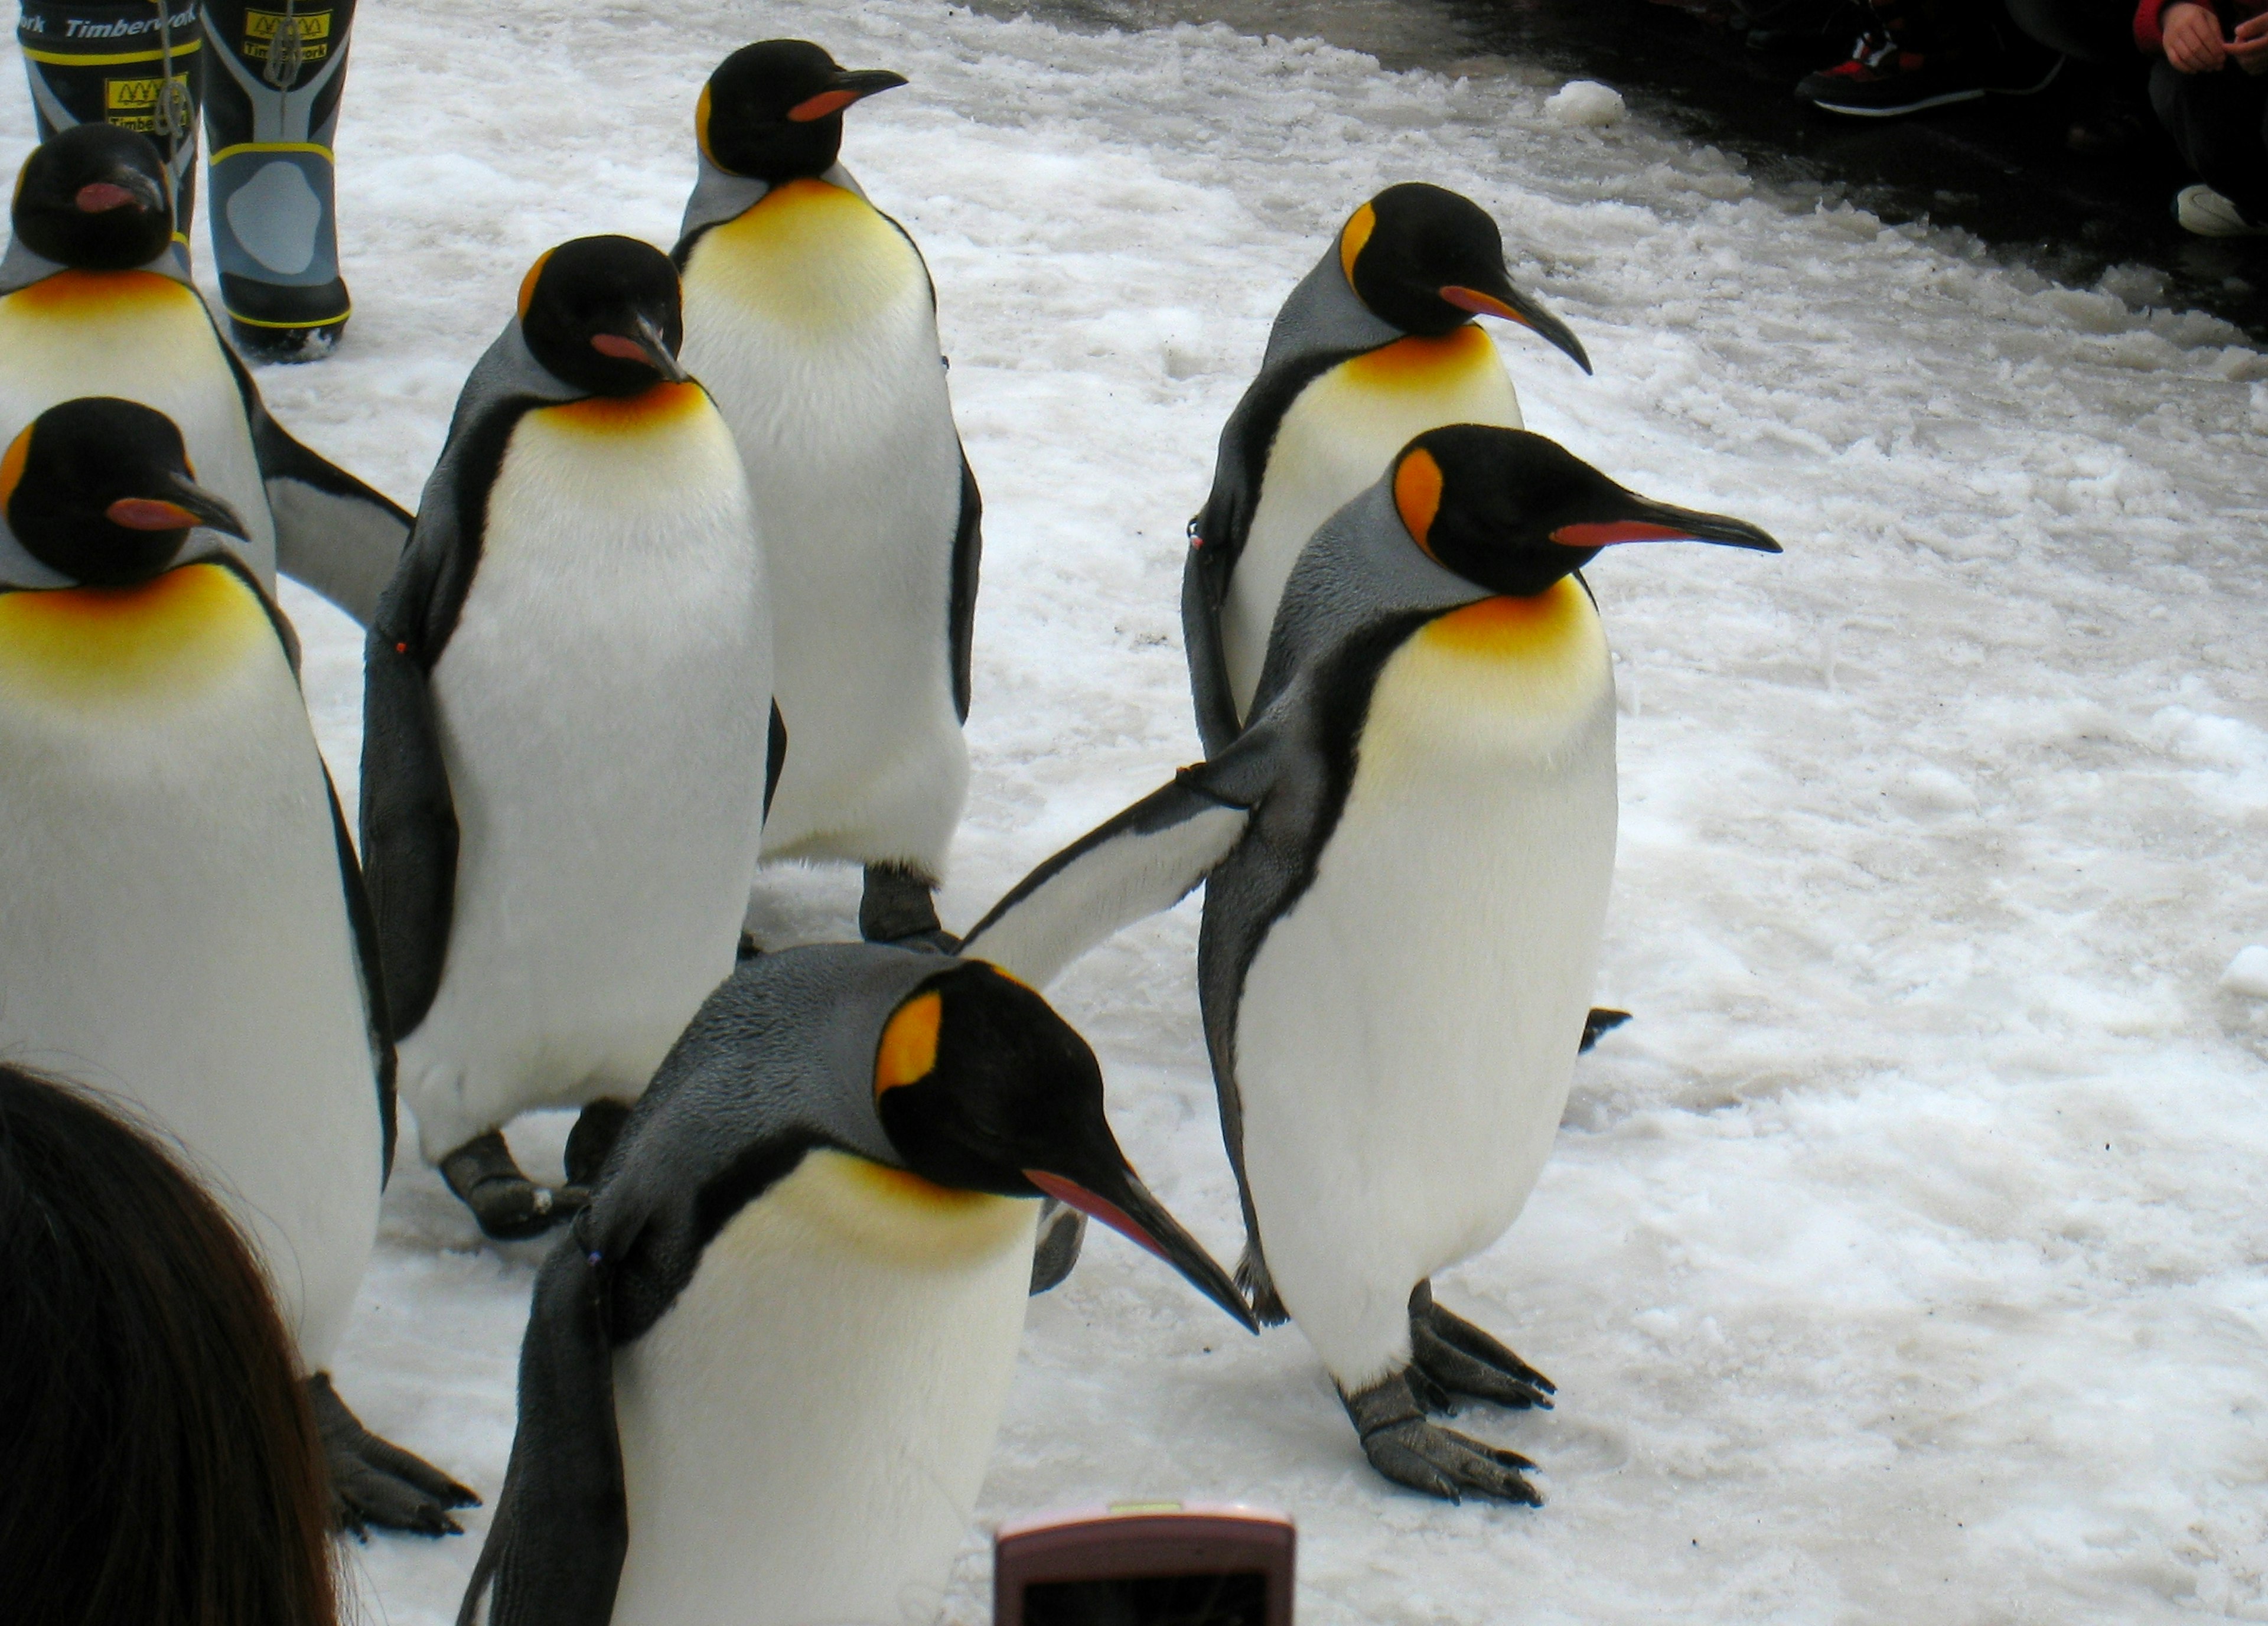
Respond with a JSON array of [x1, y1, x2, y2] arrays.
[[0, 561, 381, 1370], [684, 178, 927, 336], [1230, 581, 1619, 1389], [1223, 325, 1523, 716], [0, 272, 275, 581], [609, 1149, 1037, 1626]]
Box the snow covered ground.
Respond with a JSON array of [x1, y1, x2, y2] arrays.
[[11, 0, 2268, 1618]]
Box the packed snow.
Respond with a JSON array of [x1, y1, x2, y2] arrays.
[[11, 0, 2268, 1618]]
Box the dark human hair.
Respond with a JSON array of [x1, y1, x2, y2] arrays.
[[0, 1064, 339, 1626]]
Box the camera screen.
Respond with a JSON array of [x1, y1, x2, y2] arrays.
[[1022, 1570, 1269, 1626]]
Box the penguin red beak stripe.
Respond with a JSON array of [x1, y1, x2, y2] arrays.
[[1024, 1168, 1260, 1332], [1550, 507, 1782, 553], [1549, 520, 1698, 548], [106, 497, 201, 530], [788, 70, 910, 122], [75, 182, 136, 214], [591, 316, 692, 384], [1438, 282, 1594, 376]]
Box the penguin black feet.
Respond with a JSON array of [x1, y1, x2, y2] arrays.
[[439, 1130, 584, 1241], [1341, 1370, 1542, 1507], [564, 1099, 634, 1190], [1407, 1281, 1556, 1411], [307, 1373, 480, 1537], [1580, 1008, 1631, 1053], [1029, 1196, 1087, 1294], [860, 863, 959, 953]]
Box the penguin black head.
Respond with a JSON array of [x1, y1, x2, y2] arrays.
[[1338, 183, 1591, 372], [697, 39, 907, 183], [2, 397, 247, 586], [872, 960, 1257, 1331], [517, 235, 692, 397], [12, 124, 175, 272], [1390, 424, 1780, 597]]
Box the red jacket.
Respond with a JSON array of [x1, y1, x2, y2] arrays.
[[2136, 0, 2268, 51]]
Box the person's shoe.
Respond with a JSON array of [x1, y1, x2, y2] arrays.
[[2175, 184, 2268, 239], [200, 0, 359, 360], [1797, 30, 1984, 116]]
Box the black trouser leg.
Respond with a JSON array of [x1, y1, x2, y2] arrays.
[[2152, 61, 2268, 223], [198, 0, 354, 358], [16, 0, 202, 231], [2002, 0, 2130, 61]]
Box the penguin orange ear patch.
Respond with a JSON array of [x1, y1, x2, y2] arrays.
[[875, 990, 944, 1096], [696, 83, 715, 159], [1338, 201, 1377, 289], [0, 423, 30, 513], [517, 249, 555, 322], [1393, 446, 1443, 556]]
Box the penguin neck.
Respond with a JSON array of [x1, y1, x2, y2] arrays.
[[0, 561, 276, 709], [0, 233, 193, 300], [1364, 578, 1613, 765]]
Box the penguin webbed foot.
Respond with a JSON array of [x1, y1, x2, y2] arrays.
[[1029, 1196, 1087, 1295], [563, 1099, 634, 1191], [1408, 1280, 1556, 1411], [1579, 1008, 1631, 1054], [1342, 1371, 1542, 1507], [1235, 1243, 1292, 1326], [307, 1373, 480, 1539], [439, 1129, 586, 1242], [859, 863, 960, 954]]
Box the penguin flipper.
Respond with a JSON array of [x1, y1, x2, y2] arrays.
[[359, 627, 458, 1040], [460, 1240, 627, 1626], [950, 447, 981, 724], [1183, 539, 1241, 757], [959, 766, 1257, 989], [219, 328, 413, 625]]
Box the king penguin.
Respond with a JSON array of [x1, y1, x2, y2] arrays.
[[457, 944, 1253, 1626], [0, 396, 477, 1531], [361, 235, 776, 1242], [0, 123, 413, 624], [673, 40, 980, 949], [963, 425, 1779, 1501], [1186, 183, 1591, 755]]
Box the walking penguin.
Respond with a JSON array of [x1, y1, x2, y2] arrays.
[[964, 425, 1780, 1501], [0, 396, 474, 1531], [361, 236, 775, 1239], [460, 945, 1253, 1626], [673, 40, 981, 949], [1185, 183, 1591, 754]]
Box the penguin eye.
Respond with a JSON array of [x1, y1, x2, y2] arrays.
[[874, 990, 943, 1098]]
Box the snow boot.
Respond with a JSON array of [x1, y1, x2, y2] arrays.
[[15, 0, 203, 232], [198, 0, 354, 359]]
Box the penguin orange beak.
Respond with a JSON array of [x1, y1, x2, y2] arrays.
[[1439, 279, 1592, 376], [1024, 1167, 1259, 1332], [1550, 500, 1780, 553], [788, 69, 908, 122]]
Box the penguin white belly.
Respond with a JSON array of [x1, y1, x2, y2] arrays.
[[1221, 326, 1520, 720], [610, 1150, 1038, 1626], [0, 271, 278, 585], [0, 563, 379, 1367], [680, 179, 967, 875], [398, 384, 770, 1159], [1231, 584, 1615, 1390]]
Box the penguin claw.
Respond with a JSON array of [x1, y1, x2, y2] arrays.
[[308, 1374, 480, 1540], [1343, 1373, 1543, 1506], [1409, 1282, 1556, 1410]]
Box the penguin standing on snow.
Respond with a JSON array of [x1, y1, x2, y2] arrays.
[[458, 944, 1253, 1626], [360, 236, 775, 1240], [0, 396, 475, 1532], [673, 40, 980, 949], [964, 426, 1778, 1501], [1186, 183, 1591, 754], [0, 124, 412, 624]]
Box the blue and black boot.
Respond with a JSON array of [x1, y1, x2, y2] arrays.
[[198, 0, 354, 360], [15, 0, 202, 239]]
